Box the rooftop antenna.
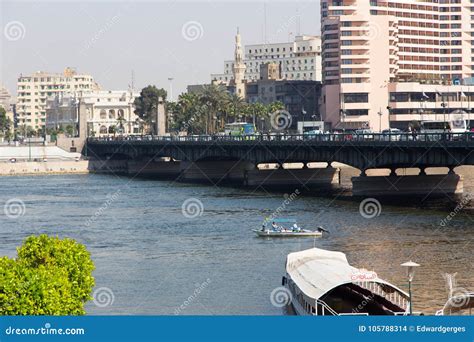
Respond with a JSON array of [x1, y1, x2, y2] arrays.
[[131, 70, 135, 92]]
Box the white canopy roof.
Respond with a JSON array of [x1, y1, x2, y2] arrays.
[[286, 248, 408, 301]]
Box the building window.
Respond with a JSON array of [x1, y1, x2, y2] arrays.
[[100, 109, 107, 120], [344, 93, 369, 103]]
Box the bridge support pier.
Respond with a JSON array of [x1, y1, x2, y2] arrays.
[[245, 167, 340, 190], [179, 161, 255, 184], [352, 173, 463, 197], [127, 160, 182, 178]]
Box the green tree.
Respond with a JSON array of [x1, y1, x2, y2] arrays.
[[0, 107, 11, 137], [116, 115, 126, 134], [170, 93, 207, 135], [134, 86, 167, 134], [0, 235, 95, 315], [226, 94, 247, 122], [200, 84, 228, 134], [65, 125, 74, 137]]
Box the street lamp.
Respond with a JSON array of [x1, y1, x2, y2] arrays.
[[401, 261, 420, 315], [168, 77, 174, 102], [441, 102, 447, 133], [386, 106, 392, 130]]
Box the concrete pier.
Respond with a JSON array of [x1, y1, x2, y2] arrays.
[[127, 160, 181, 178], [179, 161, 255, 184], [245, 167, 340, 189], [352, 174, 463, 197]]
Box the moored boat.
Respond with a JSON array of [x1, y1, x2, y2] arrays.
[[282, 248, 410, 315]]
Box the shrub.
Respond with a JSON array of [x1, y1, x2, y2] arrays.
[[0, 235, 95, 315]]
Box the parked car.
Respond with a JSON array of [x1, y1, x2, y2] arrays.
[[354, 129, 374, 141], [381, 128, 402, 141]]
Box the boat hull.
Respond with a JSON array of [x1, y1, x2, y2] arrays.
[[253, 230, 322, 237]]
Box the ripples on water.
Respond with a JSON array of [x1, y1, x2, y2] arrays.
[[0, 170, 472, 315]]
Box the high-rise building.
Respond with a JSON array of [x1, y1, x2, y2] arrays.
[[16, 67, 100, 131], [212, 35, 322, 84], [321, 0, 474, 131]]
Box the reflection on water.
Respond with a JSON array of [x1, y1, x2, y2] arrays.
[[0, 168, 472, 315]]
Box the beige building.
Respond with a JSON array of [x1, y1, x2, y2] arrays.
[[17, 67, 100, 131], [0, 85, 15, 136], [212, 35, 322, 84], [46, 90, 142, 137], [321, 0, 474, 131]]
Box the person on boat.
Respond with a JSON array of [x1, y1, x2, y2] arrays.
[[292, 223, 301, 232], [271, 221, 278, 231]]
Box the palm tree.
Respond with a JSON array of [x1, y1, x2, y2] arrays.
[[116, 115, 126, 135], [227, 94, 247, 123], [200, 84, 228, 134]]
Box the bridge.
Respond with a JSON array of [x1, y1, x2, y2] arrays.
[[85, 133, 474, 197]]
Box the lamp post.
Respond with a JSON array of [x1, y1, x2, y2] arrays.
[[401, 261, 420, 315], [386, 106, 392, 130], [168, 77, 174, 102], [441, 102, 447, 134]]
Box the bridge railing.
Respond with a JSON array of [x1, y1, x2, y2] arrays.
[[87, 132, 474, 144]]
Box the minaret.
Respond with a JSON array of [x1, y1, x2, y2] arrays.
[[233, 27, 246, 99]]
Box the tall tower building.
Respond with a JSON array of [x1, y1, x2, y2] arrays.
[[233, 28, 247, 98], [320, 0, 474, 131]]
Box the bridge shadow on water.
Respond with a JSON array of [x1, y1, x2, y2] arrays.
[[127, 172, 472, 213]]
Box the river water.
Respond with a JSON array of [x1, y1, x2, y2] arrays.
[[0, 168, 473, 315]]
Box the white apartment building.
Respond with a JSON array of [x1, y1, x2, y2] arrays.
[[17, 67, 100, 131], [211, 35, 322, 84], [46, 90, 141, 137], [321, 0, 474, 131]]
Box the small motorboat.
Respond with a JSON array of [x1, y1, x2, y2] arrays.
[[253, 218, 329, 237]]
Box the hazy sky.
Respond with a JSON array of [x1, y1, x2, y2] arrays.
[[1, 0, 321, 98]]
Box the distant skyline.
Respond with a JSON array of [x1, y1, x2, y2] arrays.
[[1, 1, 320, 98]]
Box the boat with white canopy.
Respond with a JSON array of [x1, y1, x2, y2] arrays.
[[282, 248, 410, 316], [253, 218, 328, 237]]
